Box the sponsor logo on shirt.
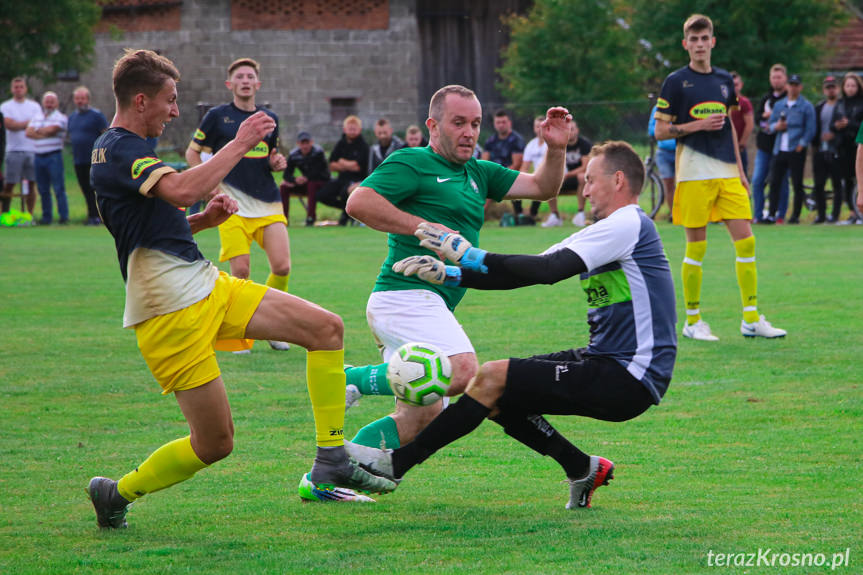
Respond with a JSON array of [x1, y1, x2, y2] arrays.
[[683, 80, 695, 88], [194, 128, 205, 140], [689, 101, 727, 119], [131, 157, 162, 179], [470, 178, 479, 194], [657, 97, 670, 109], [244, 141, 270, 159]]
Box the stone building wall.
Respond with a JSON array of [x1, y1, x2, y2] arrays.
[[44, 0, 420, 150]]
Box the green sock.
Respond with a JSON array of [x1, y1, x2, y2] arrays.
[[351, 415, 401, 449], [345, 363, 393, 396]]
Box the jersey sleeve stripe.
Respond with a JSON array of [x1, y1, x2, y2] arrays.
[[138, 166, 177, 196], [654, 111, 675, 122], [187, 141, 204, 152]]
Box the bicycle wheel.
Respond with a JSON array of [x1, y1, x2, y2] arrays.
[[639, 168, 664, 219]]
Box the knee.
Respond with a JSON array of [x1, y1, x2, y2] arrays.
[[271, 261, 291, 277], [447, 357, 478, 395], [307, 310, 344, 351], [232, 266, 250, 280], [466, 360, 508, 399], [194, 429, 234, 464]]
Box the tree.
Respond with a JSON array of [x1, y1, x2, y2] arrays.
[[627, 0, 848, 93], [497, 0, 651, 140], [0, 1, 101, 86]]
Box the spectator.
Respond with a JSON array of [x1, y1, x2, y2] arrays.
[[0, 109, 5, 193], [280, 131, 330, 226], [482, 109, 527, 223], [68, 85, 108, 225], [751, 64, 789, 223], [647, 103, 676, 221], [812, 76, 842, 224], [404, 124, 427, 147], [545, 120, 592, 227], [830, 72, 863, 224], [1, 77, 41, 216], [521, 115, 548, 224], [369, 118, 405, 173], [26, 91, 69, 225], [766, 74, 815, 224], [730, 72, 755, 178], [317, 115, 369, 226]]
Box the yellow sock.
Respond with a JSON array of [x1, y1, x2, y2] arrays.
[[266, 272, 289, 293], [682, 240, 706, 325], [734, 236, 759, 323], [306, 349, 346, 447], [117, 436, 207, 502]]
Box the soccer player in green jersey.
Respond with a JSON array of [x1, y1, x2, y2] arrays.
[[340, 84, 571, 455]]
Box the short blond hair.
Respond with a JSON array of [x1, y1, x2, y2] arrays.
[[112, 49, 180, 108], [428, 85, 477, 121], [770, 63, 787, 76], [343, 115, 362, 129], [683, 14, 713, 36], [227, 57, 260, 78]]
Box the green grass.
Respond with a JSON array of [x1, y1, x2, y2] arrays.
[[0, 181, 861, 573]]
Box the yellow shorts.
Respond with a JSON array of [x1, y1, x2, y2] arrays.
[[134, 271, 268, 394], [673, 178, 752, 227], [218, 213, 287, 262]]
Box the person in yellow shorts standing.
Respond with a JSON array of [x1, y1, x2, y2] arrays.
[[186, 58, 291, 353], [654, 14, 786, 341], [86, 49, 396, 529]]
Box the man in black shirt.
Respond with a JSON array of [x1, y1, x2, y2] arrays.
[[280, 131, 330, 226], [317, 115, 369, 225]]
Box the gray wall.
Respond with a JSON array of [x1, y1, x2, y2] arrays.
[[44, 0, 420, 151]]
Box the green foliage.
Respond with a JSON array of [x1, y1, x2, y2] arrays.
[[0, 0, 101, 85], [628, 0, 848, 92], [497, 0, 649, 140]]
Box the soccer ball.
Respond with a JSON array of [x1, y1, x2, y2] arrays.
[[387, 342, 452, 406]]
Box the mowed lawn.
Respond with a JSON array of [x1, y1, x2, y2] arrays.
[[0, 195, 860, 573]]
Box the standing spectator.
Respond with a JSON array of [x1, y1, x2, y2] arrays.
[[730, 72, 754, 178], [544, 120, 593, 227], [26, 91, 69, 225], [1, 77, 41, 215], [751, 64, 789, 223], [317, 115, 369, 226], [647, 103, 676, 221], [522, 115, 548, 224], [856, 122, 863, 216], [0, 109, 5, 194], [812, 76, 842, 224], [68, 86, 108, 225], [280, 131, 330, 226], [404, 125, 427, 147], [766, 74, 815, 224], [369, 118, 404, 173], [830, 72, 863, 224], [482, 109, 527, 223]]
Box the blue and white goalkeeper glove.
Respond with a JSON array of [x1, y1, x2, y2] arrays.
[[392, 256, 462, 286], [415, 222, 487, 272]]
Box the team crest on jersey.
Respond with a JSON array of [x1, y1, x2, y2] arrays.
[[244, 141, 270, 158], [470, 178, 479, 194], [194, 128, 205, 140], [720, 84, 729, 99], [689, 101, 727, 119], [223, 117, 236, 124], [131, 157, 162, 179]]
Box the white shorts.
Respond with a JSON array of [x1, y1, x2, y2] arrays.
[[366, 290, 475, 362]]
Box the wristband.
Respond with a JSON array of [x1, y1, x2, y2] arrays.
[[443, 266, 462, 286], [460, 247, 488, 273]]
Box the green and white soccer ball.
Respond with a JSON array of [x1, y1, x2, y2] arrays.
[[387, 342, 452, 406]]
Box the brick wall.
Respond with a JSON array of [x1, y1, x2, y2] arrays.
[[44, 0, 419, 151]]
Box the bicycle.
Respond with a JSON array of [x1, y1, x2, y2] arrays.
[[640, 137, 665, 219]]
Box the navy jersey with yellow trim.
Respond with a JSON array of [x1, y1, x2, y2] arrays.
[[655, 65, 739, 181], [92, 128, 201, 281], [189, 103, 280, 202]]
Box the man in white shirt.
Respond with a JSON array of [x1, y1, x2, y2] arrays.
[[1, 77, 42, 215], [26, 91, 69, 224]]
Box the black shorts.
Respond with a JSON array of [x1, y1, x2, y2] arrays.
[[498, 348, 654, 422]]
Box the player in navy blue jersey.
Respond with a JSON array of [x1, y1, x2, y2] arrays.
[[654, 14, 785, 341], [86, 49, 396, 529], [186, 58, 291, 353]]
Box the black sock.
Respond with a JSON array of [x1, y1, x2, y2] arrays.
[[392, 395, 490, 478], [492, 411, 590, 479]]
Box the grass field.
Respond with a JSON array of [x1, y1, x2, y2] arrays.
[[1, 186, 861, 574]]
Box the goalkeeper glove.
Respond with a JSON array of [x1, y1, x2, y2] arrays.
[[414, 222, 487, 272], [392, 255, 462, 286]]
